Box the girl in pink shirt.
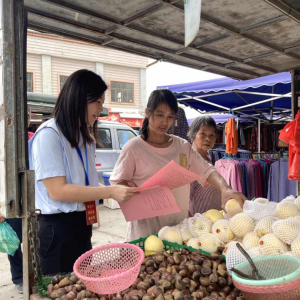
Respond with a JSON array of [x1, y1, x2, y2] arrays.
[[110, 90, 246, 241]]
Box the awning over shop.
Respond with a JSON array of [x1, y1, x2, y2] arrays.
[[158, 72, 292, 123]]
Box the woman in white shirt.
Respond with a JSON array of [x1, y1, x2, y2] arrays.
[[110, 89, 246, 241], [29, 69, 138, 275]]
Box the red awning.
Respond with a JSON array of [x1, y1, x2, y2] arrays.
[[120, 118, 143, 127], [99, 112, 143, 127]]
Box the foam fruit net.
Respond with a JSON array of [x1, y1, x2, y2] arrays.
[[188, 214, 212, 237], [272, 219, 300, 245], [230, 213, 255, 237], [158, 226, 182, 244], [243, 201, 277, 222], [179, 218, 193, 243]]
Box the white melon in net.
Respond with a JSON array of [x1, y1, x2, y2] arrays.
[[226, 244, 248, 275], [223, 241, 239, 256], [203, 209, 224, 223], [186, 237, 201, 249], [212, 219, 235, 243], [258, 233, 289, 255], [242, 232, 259, 250], [158, 226, 168, 239], [275, 201, 300, 219], [294, 196, 300, 210], [194, 213, 202, 218], [226, 243, 264, 275], [158, 226, 183, 244], [223, 212, 231, 220], [254, 217, 277, 238], [174, 223, 181, 230], [272, 219, 300, 244], [247, 247, 262, 258], [291, 236, 300, 258], [197, 233, 222, 253], [233, 236, 244, 243], [229, 213, 255, 237], [243, 200, 276, 222], [225, 199, 243, 217], [290, 215, 300, 224], [188, 215, 212, 237], [180, 219, 193, 243], [253, 198, 269, 204], [281, 195, 296, 202]]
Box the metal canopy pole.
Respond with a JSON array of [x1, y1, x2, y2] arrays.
[[258, 119, 261, 152], [233, 93, 291, 111], [182, 95, 231, 111], [0, 1, 34, 299], [270, 86, 275, 120], [233, 91, 291, 97]]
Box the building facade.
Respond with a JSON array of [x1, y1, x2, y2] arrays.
[[27, 31, 148, 124]]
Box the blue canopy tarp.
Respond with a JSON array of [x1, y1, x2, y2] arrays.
[[158, 72, 291, 121]]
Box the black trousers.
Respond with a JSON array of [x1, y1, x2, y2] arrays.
[[38, 211, 92, 276], [6, 218, 23, 285]]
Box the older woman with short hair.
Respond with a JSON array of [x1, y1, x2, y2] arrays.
[[188, 116, 222, 215]]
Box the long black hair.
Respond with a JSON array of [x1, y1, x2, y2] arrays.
[[140, 89, 178, 140], [53, 69, 107, 147]]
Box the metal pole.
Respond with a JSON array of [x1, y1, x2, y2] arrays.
[[277, 151, 280, 202], [233, 93, 291, 111], [291, 70, 300, 119], [0, 1, 34, 299], [258, 119, 261, 152]]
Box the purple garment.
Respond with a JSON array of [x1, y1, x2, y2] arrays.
[[244, 161, 257, 200], [267, 159, 297, 202]]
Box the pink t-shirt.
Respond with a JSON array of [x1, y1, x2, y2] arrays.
[[214, 160, 242, 192], [110, 135, 216, 241]]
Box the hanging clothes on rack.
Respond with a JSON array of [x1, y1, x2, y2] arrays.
[[214, 159, 243, 193], [209, 147, 252, 165], [239, 126, 246, 146], [215, 154, 278, 199], [250, 126, 258, 152], [225, 118, 238, 155], [268, 158, 297, 202], [260, 124, 274, 152]]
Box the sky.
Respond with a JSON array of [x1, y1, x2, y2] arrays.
[[146, 60, 223, 119]]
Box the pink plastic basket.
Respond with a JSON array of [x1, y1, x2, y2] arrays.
[[233, 278, 300, 300], [73, 243, 144, 295]]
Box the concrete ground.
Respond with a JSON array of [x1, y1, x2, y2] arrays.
[[0, 205, 126, 299]]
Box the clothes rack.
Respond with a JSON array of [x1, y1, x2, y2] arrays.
[[252, 152, 281, 202]]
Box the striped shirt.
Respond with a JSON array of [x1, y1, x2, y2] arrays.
[[189, 156, 222, 215]]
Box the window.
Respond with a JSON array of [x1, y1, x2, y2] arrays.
[[96, 128, 112, 149], [111, 81, 134, 103], [117, 130, 136, 149], [59, 75, 69, 91], [27, 72, 34, 92]]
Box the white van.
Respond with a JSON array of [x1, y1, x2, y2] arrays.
[[95, 120, 138, 184]]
